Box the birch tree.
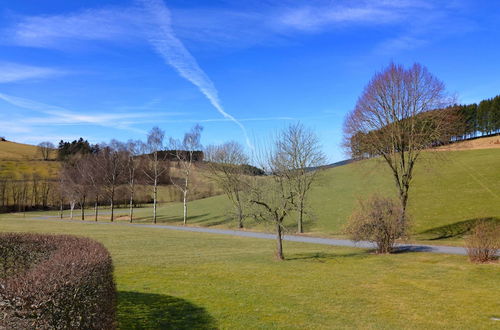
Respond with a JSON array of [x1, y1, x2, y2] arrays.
[[169, 124, 203, 225], [126, 140, 143, 223], [143, 127, 169, 224]]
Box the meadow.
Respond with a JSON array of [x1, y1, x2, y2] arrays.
[[0, 215, 498, 329], [1, 139, 499, 246], [40, 147, 498, 246]]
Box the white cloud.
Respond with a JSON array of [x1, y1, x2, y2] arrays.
[[0, 62, 66, 83], [7, 7, 145, 48], [137, 0, 253, 148], [0, 92, 169, 133]]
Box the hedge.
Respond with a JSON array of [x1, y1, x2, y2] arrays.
[[0, 233, 116, 329]]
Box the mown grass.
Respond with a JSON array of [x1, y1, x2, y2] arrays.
[[79, 148, 498, 246], [0, 215, 498, 329], [2, 140, 499, 245]]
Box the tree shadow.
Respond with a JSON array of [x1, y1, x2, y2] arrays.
[[391, 245, 433, 254], [418, 217, 499, 240], [132, 213, 211, 224], [286, 251, 368, 262], [117, 291, 217, 330]]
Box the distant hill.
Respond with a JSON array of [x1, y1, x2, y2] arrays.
[[0, 140, 56, 161]]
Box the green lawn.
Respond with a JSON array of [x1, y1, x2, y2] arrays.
[[62, 148, 497, 246], [12, 148, 500, 247], [0, 215, 498, 329]]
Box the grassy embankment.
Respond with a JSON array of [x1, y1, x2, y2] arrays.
[[0, 215, 498, 329], [2, 138, 499, 245], [48, 147, 497, 246]]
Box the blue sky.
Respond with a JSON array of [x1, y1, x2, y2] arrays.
[[0, 0, 499, 162]]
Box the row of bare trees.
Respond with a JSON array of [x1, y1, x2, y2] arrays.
[[0, 174, 54, 213], [56, 125, 205, 224]]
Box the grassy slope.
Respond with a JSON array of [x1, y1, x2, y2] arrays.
[[2, 140, 499, 244], [0, 216, 498, 329], [0, 141, 58, 178], [106, 148, 499, 246]]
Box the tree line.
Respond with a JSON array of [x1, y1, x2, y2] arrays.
[[452, 94, 500, 139]]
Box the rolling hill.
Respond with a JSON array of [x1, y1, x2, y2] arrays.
[[3, 137, 499, 244]]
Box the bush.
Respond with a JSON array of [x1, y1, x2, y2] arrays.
[[345, 195, 408, 253], [0, 233, 116, 329], [465, 221, 500, 263]]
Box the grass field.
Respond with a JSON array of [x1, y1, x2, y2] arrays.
[[0, 214, 498, 329], [53, 148, 497, 246], [2, 140, 499, 245]]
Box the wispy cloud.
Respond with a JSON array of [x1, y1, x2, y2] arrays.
[[0, 62, 67, 83], [0, 92, 171, 133], [138, 0, 253, 148], [3, 0, 466, 51], [6, 7, 145, 48]]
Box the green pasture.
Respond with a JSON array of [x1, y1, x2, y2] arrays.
[[0, 215, 498, 329]]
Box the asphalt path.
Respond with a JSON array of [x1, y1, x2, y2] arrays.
[[30, 216, 468, 256]]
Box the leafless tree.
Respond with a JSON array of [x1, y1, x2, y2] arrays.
[[204, 141, 249, 228], [169, 124, 203, 225], [60, 163, 79, 220], [125, 140, 143, 223], [143, 127, 169, 224], [82, 153, 103, 221], [248, 137, 297, 261], [274, 123, 326, 233], [37, 141, 55, 160], [96, 141, 126, 222], [343, 62, 456, 222]]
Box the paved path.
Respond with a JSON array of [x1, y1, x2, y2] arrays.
[[31, 216, 468, 256]]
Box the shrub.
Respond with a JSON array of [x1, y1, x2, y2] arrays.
[[465, 221, 500, 263], [345, 195, 408, 253], [0, 233, 116, 329]]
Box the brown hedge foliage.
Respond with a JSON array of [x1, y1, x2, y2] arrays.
[[465, 221, 500, 263], [0, 233, 116, 329], [344, 194, 408, 254]]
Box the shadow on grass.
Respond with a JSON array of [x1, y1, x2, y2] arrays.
[[117, 291, 217, 330], [286, 251, 368, 262], [132, 213, 211, 224], [418, 217, 499, 240]]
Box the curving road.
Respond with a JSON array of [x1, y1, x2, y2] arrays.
[[32, 216, 467, 256]]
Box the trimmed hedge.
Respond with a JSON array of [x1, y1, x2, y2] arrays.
[[0, 233, 116, 329]]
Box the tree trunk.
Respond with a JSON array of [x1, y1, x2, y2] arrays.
[[129, 191, 134, 223], [59, 198, 63, 219], [81, 195, 86, 221], [70, 201, 75, 220], [236, 192, 244, 229], [275, 222, 284, 260], [94, 195, 99, 222], [153, 177, 157, 224], [183, 175, 189, 225], [298, 199, 304, 233], [183, 190, 188, 225]]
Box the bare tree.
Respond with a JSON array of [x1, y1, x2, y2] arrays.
[[60, 163, 79, 220], [275, 123, 326, 233], [37, 141, 55, 160], [83, 153, 103, 222], [204, 141, 249, 228], [248, 137, 296, 261], [170, 124, 203, 225], [343, 63, 456, 221], [143, 127, 169, 224], [125, 140, 143, 223], [96, 141, 126, 222]]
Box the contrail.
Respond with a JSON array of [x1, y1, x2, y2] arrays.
[[138, 0, 253, 148]]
